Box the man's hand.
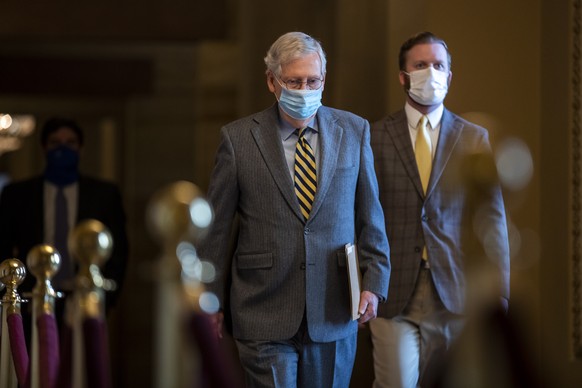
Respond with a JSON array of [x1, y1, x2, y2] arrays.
[[357, 291, 379, 324], [209, 311, 224, 339]]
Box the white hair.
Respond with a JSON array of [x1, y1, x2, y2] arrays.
[[264, 31, 327, 77]]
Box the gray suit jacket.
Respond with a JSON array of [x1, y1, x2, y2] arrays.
[[371, 108, 510, 317], [200, 104, 390, 343]]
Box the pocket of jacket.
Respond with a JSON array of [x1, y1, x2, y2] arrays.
[[334, 165, 356, 176], [236, 252, 273, 269]]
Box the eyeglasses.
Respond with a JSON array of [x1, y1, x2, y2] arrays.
[[277, 76, 324, 90]]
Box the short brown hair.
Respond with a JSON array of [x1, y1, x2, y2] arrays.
[[398, 31, 451, 71]]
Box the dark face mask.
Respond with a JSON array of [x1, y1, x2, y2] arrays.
[[44, 144, 80, 186]]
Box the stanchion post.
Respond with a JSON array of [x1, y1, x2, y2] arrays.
[[0, 259, 27, 388], [67, 219, 114, 388], [147, 181, 213, 388], [27, 244, 62, 388]]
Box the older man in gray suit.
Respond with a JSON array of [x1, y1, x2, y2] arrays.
[[198, 31, 390, 387], [369, 31, 511, 388]]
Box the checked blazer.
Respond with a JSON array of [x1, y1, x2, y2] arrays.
[[370, 108, 510, 317]]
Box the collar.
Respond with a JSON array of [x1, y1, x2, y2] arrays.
[[279, 114, 318, 141], [405, 102, 444, 130], [44, 180, 78, 191]]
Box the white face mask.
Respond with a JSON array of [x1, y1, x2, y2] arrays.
[[405, 67, 449, 106]]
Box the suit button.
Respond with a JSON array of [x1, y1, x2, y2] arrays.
[[304, 228, 310, 235], [414, 247, 421, 253], [300, 263, 306, 270], [422, 215, 428, 221]]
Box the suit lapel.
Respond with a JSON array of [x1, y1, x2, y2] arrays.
[[309, 107, 342, 220], [251, 106, 304, 221], [427, 109, 463, 196], [385, 111, 425, 197]]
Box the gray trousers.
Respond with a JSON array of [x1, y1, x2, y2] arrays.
[[235, 316, 357, 388]]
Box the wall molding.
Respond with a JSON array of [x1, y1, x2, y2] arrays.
[[572, 0, 582, 360]]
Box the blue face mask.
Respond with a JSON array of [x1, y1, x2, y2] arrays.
[[44, 145, 80, 186], [277, 85, 323, 120]]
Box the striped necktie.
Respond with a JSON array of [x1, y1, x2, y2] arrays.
[[294, 128, 317, 220]]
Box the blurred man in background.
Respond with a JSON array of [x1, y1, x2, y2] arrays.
[[0, 117, 129, 328]]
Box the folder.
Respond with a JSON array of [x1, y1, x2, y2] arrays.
[[345, 243, 362, 320]]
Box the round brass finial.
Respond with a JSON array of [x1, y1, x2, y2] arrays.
[[26, 244, 61, 313], [68, 219, 113, 268], [0, 258, 27, 306], [0, 258, 26, 289], [27, 244, 61, 282], [147, 180, 213, 246]]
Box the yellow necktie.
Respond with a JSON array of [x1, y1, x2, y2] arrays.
[[415, 115, 432, 194], [295, 128, 317, 220], [415, 115, 432, 263]]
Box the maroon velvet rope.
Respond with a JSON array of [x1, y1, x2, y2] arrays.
[[7, 312, 30, 388], [57, 323, 72, 388], [83, 317, 111, 388], [37, 313, 59, 388]]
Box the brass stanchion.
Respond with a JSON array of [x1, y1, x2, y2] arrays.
[[27, 244, 63, 388], [147, 181, 213, 388], [0, 259, 27, 388], [67, 219, 114, 388]]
